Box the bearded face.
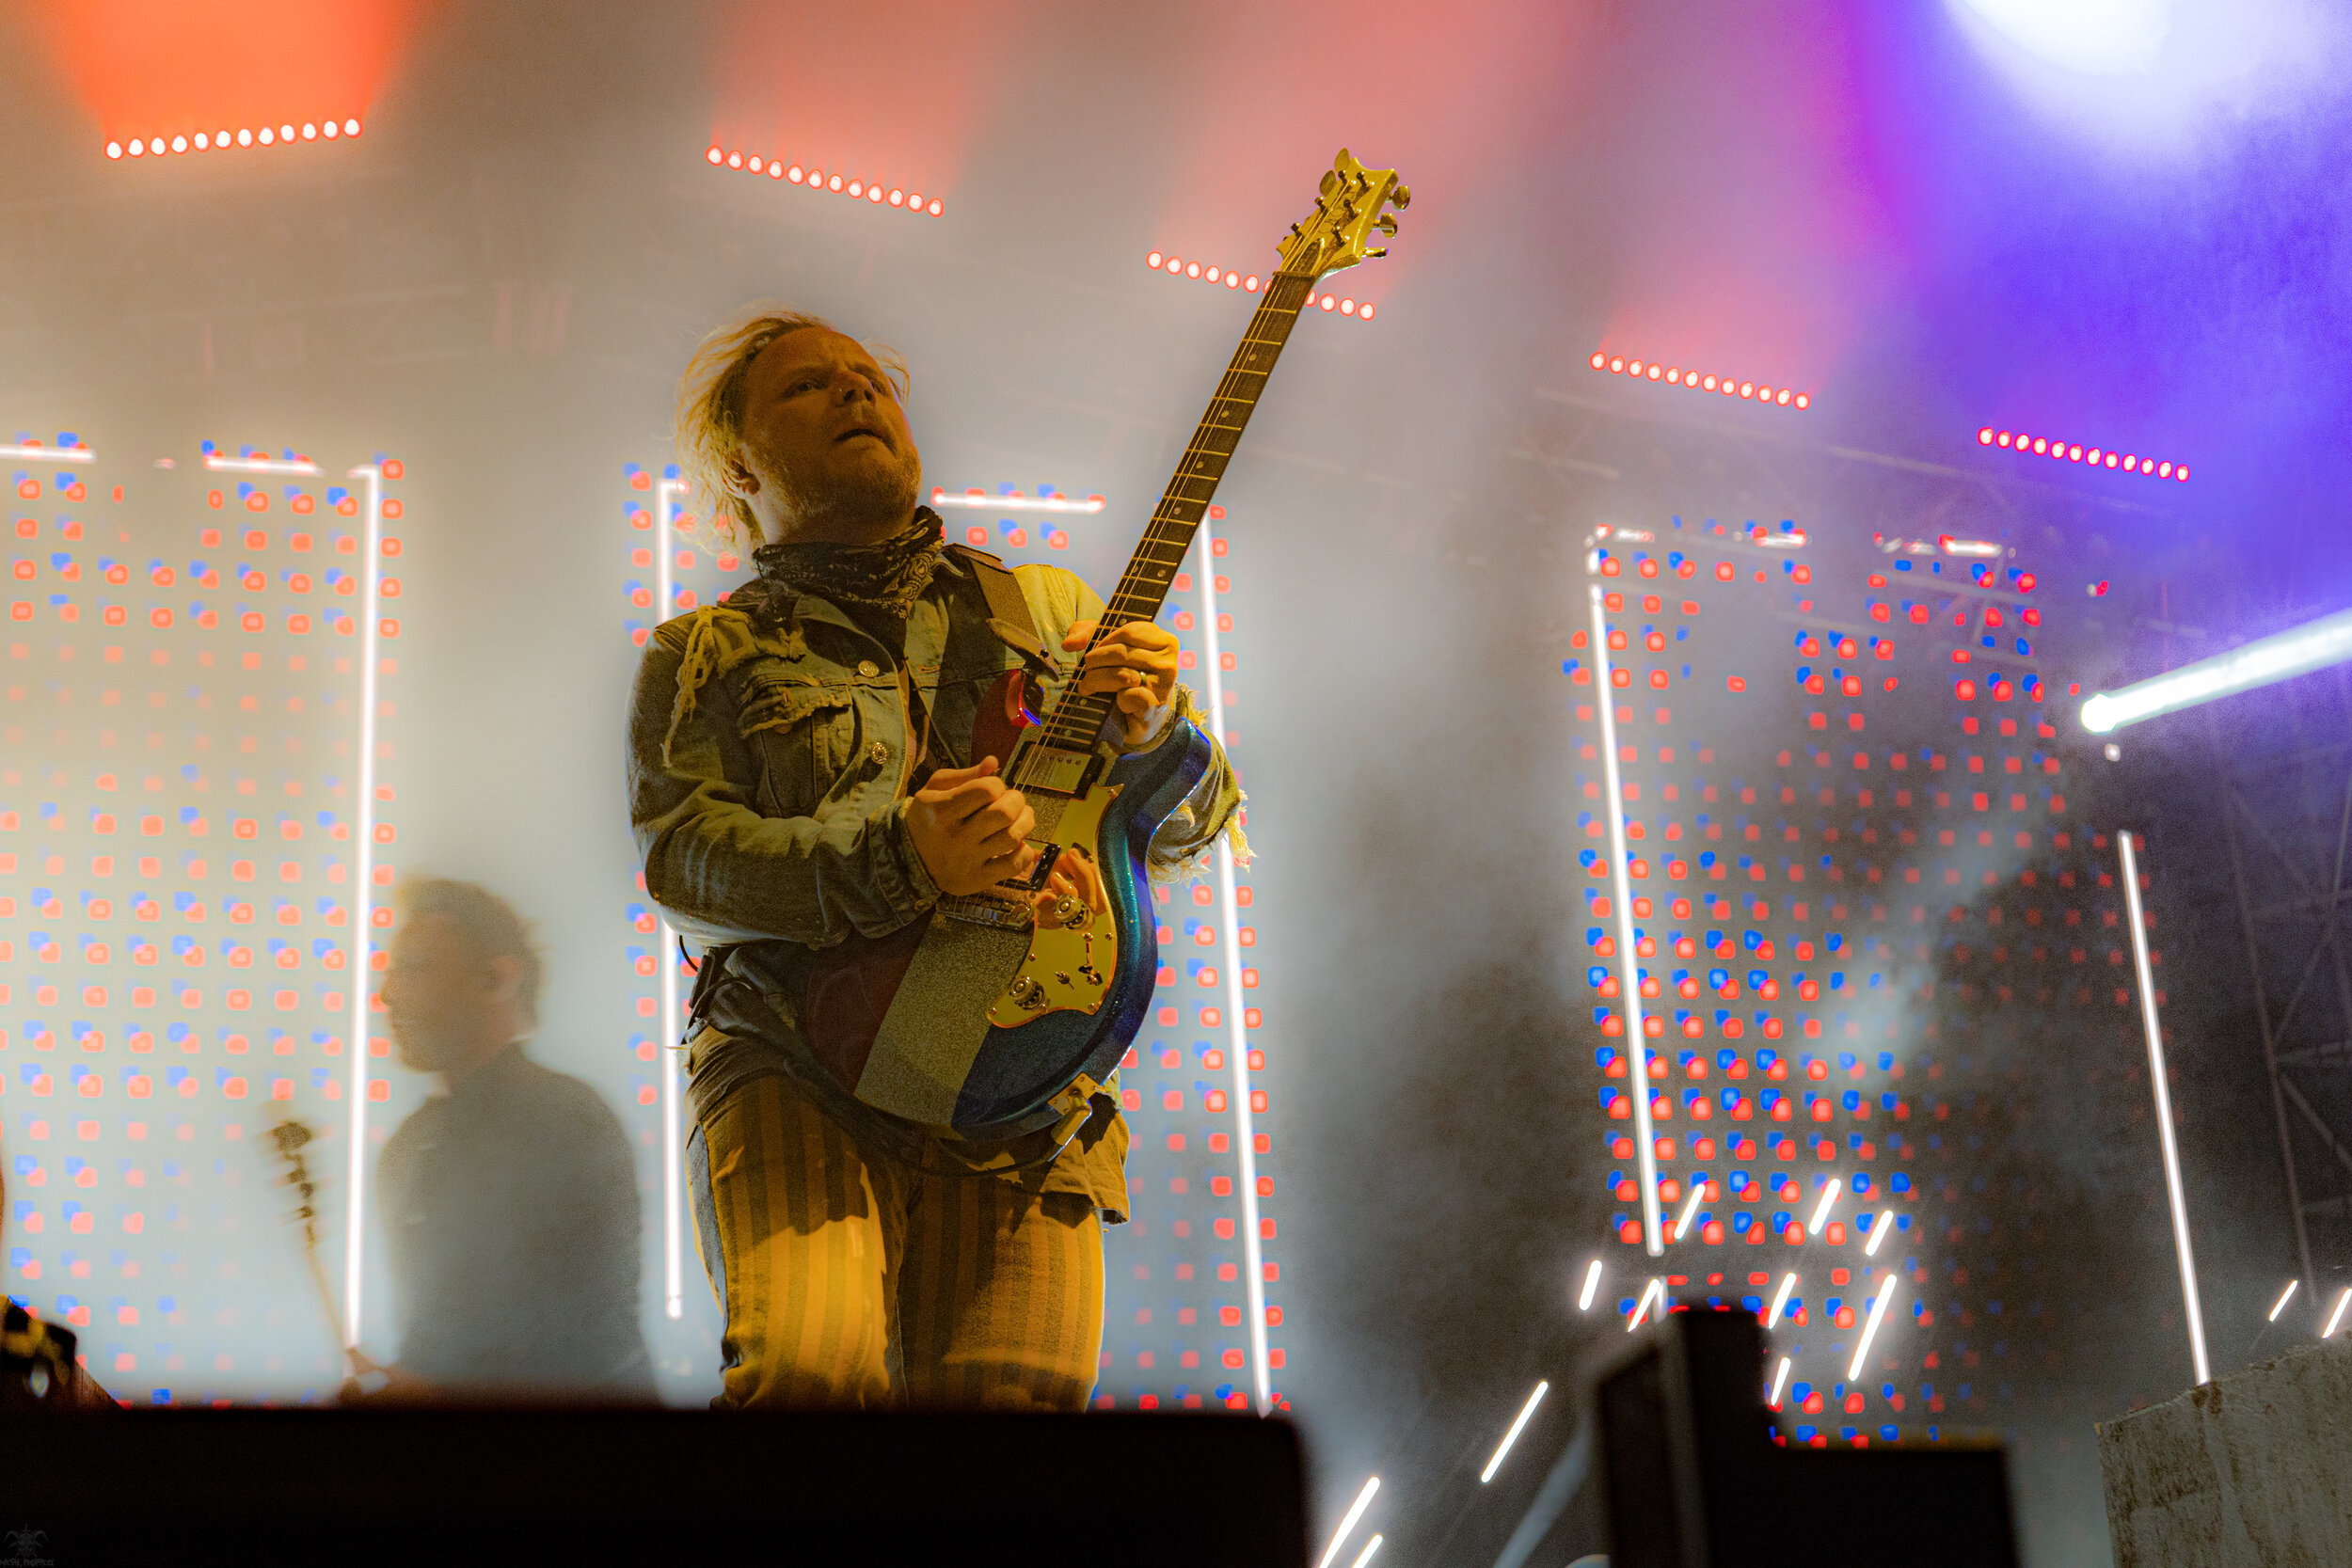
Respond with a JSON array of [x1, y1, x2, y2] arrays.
[[728, 328, 923, 546]]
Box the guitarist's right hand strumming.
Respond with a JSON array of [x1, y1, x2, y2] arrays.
[[905, 757, 1040, 895]]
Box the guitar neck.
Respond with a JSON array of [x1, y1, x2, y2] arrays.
[[1031, 269, 1322, 755]]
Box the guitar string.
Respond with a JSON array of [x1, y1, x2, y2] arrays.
[[1024, 269, 1321, 761]]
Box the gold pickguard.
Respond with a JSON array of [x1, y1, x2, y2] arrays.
[[985, 784, 1120, 1028]]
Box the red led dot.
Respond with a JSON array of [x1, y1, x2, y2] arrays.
[[1979, 428, 1994, 445]]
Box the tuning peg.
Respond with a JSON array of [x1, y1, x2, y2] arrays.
[[1365, 246, 1388, 260], [1391, 183, 1412, 210], [1375, 214, 1399, 236]]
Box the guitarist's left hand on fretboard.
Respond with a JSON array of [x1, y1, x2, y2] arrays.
[[1061, 618, 1181, 746]]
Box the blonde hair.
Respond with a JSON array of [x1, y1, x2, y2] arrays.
[[673, 305, 911, 548]]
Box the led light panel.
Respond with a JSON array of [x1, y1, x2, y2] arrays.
[[703, 147, 944, 215], [4, 434, 406, 1404], [1143, 253, 1374, 320], [1574, 517, 2153, 1447], [1590, 351, 1811, 409]]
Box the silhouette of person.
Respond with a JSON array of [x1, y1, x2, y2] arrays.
[[373, 878, 655, 1401]]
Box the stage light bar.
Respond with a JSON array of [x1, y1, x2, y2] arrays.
[[203, 451, 323, 475], [1, 439, 94, 462], [1315, 1477, 1381, 1568], [1629, 1276, 1665, 1331], [1480, 1381, 1550, 1482], [1807, 1177, 1842, 1236], [107, 119, 362, 161], [2120, 830, 2211, 1386], [1864, 1209, 1896, 1257], [1673, 1182, 1707, 1244], [2327, 1288, 2351, 1339], [1766, 1271, 1797, 1329], [341, 462, 389, 1348], [2081, 607, 2352, 736], [1979, 427, 2185, 480], [704, 147, 944, 215], [1578, 1259, 1603, 1311], [929, 486, 1104, 514], [1769, 1355, 1791, 1410], [1588, 567, 1662, 1255], [1195, 540, 1274, 1417], [1144, 252, 1373, 319], [1847, 1271, 1899, 1382], [1347, 1536, 1384, 1568], [2268, 1280, 2299, 1322], [1588, 351, 1811, 409], [655, 479, 689, 1322]]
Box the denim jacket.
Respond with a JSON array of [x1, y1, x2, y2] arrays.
[[626, 544, 1241, 1212]]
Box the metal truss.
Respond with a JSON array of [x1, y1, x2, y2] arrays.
[[2217, 669, 2352, 1293]]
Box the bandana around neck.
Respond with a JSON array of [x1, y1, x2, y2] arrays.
[[750, 508, 946, 620]]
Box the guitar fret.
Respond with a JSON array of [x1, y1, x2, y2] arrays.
[[1026, 269, 1321, 747]]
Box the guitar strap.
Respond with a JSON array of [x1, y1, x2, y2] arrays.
[[943, 542, 1059, 679]]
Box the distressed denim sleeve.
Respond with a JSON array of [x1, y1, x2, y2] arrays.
[[627, 627, 940, 949], [1014, 564, 1248, 882]]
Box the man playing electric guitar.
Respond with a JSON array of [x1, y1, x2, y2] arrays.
[[628, 309, 1242, 1409]]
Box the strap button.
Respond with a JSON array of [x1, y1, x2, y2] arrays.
[[867, 740, 890, 767], [856, 659, 881, 678]]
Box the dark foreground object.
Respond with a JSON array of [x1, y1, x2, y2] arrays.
[[1597, 1308, 2016, 1568], [0, 1405, 1308, 1566]]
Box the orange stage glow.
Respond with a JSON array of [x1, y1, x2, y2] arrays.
[[28, 0, 425, 149]]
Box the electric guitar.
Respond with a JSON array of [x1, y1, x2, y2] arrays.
[[799, 149, 1409, 1139]]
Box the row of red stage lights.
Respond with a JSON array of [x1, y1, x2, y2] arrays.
[[106, 121, 361, 160], [1143, 253, 1373, 319], [1977, 429, 2186, 481], [704, 148, 944, 215], [1591, 353, 1809, 410]]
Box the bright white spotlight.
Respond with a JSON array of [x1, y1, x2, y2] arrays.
[[2268, 1280, 2299, 1323], [1578, 1259, 1603, 1312], [1864, 1210, 1897, 1257], [1481, 1382, 1550, 1483], [1807, 1178, 1843, 1236], [1315, 1478, 1379, 1568], [2326, 1288, 2352, 1340], [1955, 0, 2170, 76], [1766, 1272, 1797, 1329], [2083, 607, 2352, 735], [1848, 1272, 1899, 1382], [1769, 1355, 1791, 1410]]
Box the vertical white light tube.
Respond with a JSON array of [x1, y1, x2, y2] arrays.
[[1589, 569, 1661, 1255], [1847, 1270, 1898, 1382], [1197, 534, 1272, 1414], [1315, 1477, 1381, 1568], [341, 463, 386, 1348], [654, 479, 686, 1322], [1629, 1275, 1665, 1331], [1766, 1271, 1796, 1329], [1480, 1381, 1550, 1481], [2119, 830, 2209, 1386], [1578, 1259, 1603, 1310]]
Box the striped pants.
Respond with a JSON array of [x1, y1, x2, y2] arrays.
[[687, 1072, 1104, 1411]]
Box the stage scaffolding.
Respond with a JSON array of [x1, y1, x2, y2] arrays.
[[2217, 671, 2352, 1298]]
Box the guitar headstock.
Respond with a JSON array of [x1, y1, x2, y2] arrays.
[[269, 1117, 321, 1250], [1276, 148, 1409, 281]]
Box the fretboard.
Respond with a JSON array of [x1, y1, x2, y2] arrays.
[[1030, 269, 1319, 755]]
